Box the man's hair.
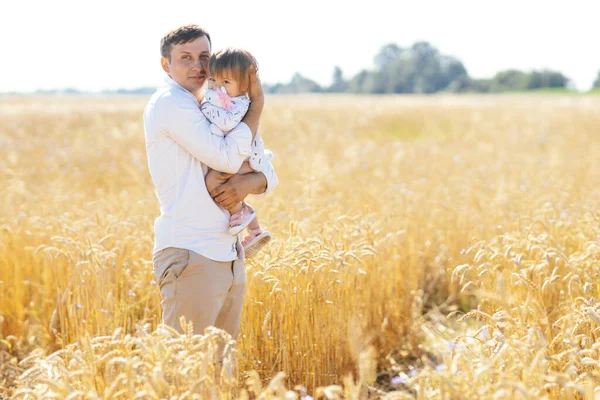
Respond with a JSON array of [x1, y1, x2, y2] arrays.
[[160, 24, 211, 60], [209, 48, 258, 93]]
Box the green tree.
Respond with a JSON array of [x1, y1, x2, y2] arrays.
[[487, 69, 568, 92], [265, 73, 322, 94], [347, 70, 370, 93], [527, 70, 569, 89], [490, 70, 529, 91], [265, 41, 572, 95], [328, 66, 347, 93], [374, 43, 403, 70], [593, 70, 600, 89], [371, 42, 468, 94], [445, 75, 474, 93]]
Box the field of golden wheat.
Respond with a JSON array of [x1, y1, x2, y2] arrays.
[[1, 94, 600, 399]]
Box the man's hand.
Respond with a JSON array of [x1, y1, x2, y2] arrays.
[[247, 65, 264, 103], [211, 171, 234, 184], [241, 65, 264, 137], [210, 172, 267, 210]]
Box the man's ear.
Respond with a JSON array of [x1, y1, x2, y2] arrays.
[[161, 57, 170, 74]]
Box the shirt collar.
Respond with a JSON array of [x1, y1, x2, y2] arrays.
[[164, 74, 206, 101], [164, 75, 186, 91]]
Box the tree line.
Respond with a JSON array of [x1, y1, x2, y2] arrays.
[[6, 41, 600, 96], [265, 41, 600, 94]]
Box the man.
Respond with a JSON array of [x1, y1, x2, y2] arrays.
[[144, 24, 278, 340]]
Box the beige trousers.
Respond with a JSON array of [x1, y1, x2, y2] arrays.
[[152, 243, 246, 339]]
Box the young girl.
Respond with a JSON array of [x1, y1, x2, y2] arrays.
[[201, 48, 272, 258]]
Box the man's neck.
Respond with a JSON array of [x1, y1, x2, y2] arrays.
[[165, 74, 204, 103], [193, 90, 204, 103]]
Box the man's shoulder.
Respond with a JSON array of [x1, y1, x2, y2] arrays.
[[148, 85, 184, 106], [148, 85, 192, 108], [145, 86, 191, 129]]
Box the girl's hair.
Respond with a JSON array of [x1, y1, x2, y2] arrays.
[[209, 48, 258, 93]]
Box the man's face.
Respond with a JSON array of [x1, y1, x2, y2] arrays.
[[161, 36, 210, 94]]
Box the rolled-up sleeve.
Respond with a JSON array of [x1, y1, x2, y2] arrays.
[[155, 93, 251, 174], [254, 150, 278, 197]]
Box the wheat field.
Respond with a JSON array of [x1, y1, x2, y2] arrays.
[[1, 94, 600, 399]]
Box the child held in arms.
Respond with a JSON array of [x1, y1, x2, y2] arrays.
[[201, 48, 273, 258]]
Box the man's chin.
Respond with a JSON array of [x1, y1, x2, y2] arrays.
[[181, 80, 205, 94], [191, 78, 206, 90]]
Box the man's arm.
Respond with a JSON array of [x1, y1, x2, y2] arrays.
[[252, 149, 278, 197], [209, 154, 279, 210], [157, 94, 251, 174], [241, 66, 264, 139]]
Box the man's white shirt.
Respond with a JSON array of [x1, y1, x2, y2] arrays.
[[144, 76, 278, 261]]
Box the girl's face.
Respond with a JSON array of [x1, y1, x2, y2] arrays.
[[208, 71, 242, 97]]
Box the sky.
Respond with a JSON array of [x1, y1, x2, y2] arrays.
[[2, 0, 599, 92]]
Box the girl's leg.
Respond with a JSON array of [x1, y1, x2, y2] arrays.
[[229, 203, 256, 235], [247, 214, 261, 231], [242, 217, 271, 259]]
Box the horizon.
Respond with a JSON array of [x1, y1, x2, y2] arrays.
[[2, 0, 599, 92]]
